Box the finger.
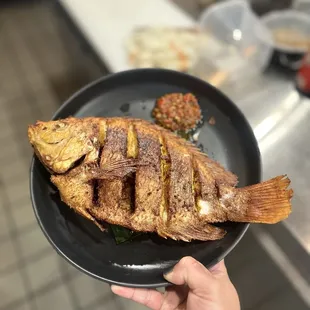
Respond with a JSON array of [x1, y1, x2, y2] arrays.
[[111, 285, 163, 310], [160, 285, 188, 310], [164, 256, 214, 291]]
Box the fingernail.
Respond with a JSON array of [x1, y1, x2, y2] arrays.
[[163, 270, 173, 282], [111, 285, 121, 293], [210, 260, 226, 273]]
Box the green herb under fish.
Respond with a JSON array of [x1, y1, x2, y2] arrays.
[[176, 120, 203, 143], [110, 224, 142, 244], [176, 130, 192, 141]]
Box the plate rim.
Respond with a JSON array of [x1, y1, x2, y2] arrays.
[[29, 68, 261, 287]]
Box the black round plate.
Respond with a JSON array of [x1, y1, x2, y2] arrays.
[[30, 69, 261, 287]]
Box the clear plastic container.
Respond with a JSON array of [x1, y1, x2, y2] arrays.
[[195, 0, 273, 87]]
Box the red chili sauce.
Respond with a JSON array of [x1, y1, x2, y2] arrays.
[[152, 93, 202, 132]]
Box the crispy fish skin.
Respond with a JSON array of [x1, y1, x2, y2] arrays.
[[130, 122, 162, 232], [96, 119, 133, 227], [28, 117, 293, 241]]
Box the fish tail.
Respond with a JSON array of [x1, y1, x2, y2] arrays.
[[240, 175, 293, 224]]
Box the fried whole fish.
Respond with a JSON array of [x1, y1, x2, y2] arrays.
[[28, 117, 293, 241]]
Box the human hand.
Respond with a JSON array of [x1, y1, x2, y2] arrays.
[[111, 256, 240, 310]]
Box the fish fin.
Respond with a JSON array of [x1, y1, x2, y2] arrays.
[[76, 207, 106, 231], [89, 159, 138, 180], [160, 222, 226, 242], [51, 173, 106, 231], [240, 175, 293, 224]]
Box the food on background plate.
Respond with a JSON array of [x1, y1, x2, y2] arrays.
[[272, 28, 310, 50], [28, 115, 293, 242], [152, 93, 202, 132], [126, 27, 209, 72]]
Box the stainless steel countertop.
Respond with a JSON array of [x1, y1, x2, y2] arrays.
[[58, 0, 310, 253], [223, 69, 310, 253]]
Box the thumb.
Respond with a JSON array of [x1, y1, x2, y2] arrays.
[[163, 256, 214, 291]]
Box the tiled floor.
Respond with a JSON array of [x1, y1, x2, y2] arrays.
[[0, 1, 308, 310], [0, 2, 141, 310]]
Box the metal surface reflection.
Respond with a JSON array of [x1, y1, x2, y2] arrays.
[[223, 69, 310, 253]]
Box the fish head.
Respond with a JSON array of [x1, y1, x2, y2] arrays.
[[28, 118, 99, 174]]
